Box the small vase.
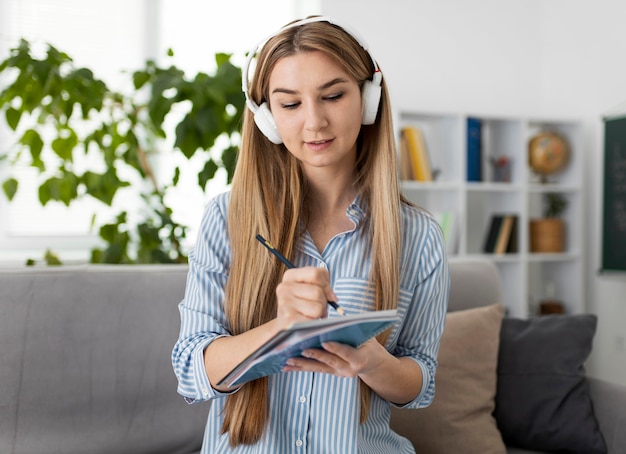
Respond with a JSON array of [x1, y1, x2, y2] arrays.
[[530, 218, 565, 252]]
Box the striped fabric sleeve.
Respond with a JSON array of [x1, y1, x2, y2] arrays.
[[171, 193, 237, 403], [393, 208, 450, 409]]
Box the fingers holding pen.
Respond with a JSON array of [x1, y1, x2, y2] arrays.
[[276, 266, 338, 322]]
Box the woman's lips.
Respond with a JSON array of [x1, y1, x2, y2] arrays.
[[306, 139, 333, 151]]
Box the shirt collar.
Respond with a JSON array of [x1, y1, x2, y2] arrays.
[[347, 194, 367, 226]]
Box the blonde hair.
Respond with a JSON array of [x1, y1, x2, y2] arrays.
[[222, 19, 402, 447]]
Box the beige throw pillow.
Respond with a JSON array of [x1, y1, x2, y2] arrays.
[[390, 303, 506, 454]]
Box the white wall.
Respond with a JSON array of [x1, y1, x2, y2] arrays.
[[320, 0, 626, 385]]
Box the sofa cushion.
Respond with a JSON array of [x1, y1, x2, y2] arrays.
[[391, 303, 506, 454], [495, 314, 607, 454], [0, 265, 206, 454]]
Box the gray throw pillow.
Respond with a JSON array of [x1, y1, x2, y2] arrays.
[[495, 314, 607, 454]]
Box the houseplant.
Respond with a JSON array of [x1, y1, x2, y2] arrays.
[[0, 39, 244, 264], [529, 192, 568, 253]]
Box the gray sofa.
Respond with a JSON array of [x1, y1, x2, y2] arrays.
[[1, 260, 625, 453]]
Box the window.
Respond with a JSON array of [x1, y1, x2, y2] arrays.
[[0, 0, 320, 264]]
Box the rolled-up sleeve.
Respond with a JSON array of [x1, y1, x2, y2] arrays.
[[171, 193, 235, 403]]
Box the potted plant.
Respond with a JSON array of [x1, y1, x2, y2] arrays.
[[529, 192, 568, 253], [0, 39, 244, 264]]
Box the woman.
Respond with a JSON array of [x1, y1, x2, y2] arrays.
[[172, 16, 449, 453]]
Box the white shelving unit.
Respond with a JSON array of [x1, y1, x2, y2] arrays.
[[398, 111, 584, 318]]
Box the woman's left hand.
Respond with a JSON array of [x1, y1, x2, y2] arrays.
[[282, 338, 385, 378], [282, 338, 423, 405]]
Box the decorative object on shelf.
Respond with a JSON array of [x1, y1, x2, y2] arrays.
[[530, 192, 568, 253], [528, 131, 570, 183], [490, 156, 512, 182], [538, 281, 565, 315]]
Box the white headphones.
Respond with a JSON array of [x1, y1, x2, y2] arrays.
[[241, 16, 383, 145]]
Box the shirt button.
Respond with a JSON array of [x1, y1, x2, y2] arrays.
[[299, 395, 307, 403], [295, 439, 303, 447], [318, 262, 327, 269], [201, 387, 209, 396]]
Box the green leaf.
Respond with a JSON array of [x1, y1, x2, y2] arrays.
[[82, 170, 129, 206], [194, 106, 220, 148], [90, 249, 103, 263], [148, 95, 175, 128], [51, 129, 78, 161], [95, 217, 131, 264], [44, 249, 62, 265], [172, 167, 181, 186], [198, 159, 218, 189], [2, 178, 18, 200], [38, 173, 78, 206], [5, 107, 22, 130], [174, 118, 201, 158], [221, 145, 239, 183], [20, 129, 44, 169], [133, 70, 150, 89]]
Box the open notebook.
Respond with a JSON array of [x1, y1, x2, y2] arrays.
[[217, 309, 398, 388]]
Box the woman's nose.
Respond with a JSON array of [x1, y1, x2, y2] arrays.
[[303, 103, 328, 131]]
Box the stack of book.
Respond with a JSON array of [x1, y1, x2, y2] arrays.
[[483, 214, 518, 254]]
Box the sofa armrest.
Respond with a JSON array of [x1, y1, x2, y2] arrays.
[[588, 377, 626, 453]]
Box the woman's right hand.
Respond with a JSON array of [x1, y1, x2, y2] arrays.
[[274, 266, 338, 329]]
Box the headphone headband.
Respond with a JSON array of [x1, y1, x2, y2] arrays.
[[242, 17, 382, 144]]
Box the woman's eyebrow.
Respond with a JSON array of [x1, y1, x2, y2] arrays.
[[271, 77, 350, 95]]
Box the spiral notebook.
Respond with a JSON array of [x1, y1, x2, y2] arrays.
[[217, 309, 398, 388]]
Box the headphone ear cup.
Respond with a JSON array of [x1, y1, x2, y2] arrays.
[[361, 80, 382, 125], [254, 103, 283, 144]]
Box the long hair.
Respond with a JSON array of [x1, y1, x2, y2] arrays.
[[222, 19, 402, 447]]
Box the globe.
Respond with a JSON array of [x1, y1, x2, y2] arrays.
[[528, 132, 570, 181]]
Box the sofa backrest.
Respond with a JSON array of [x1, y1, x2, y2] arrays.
[[447, 258, 503, 312], [0, 265, 206, 454], [0, 258, 502, 453]]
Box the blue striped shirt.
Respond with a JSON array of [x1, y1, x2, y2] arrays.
[[172, 191, 449, 453]]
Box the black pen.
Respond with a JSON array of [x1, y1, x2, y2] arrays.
[[256, 234, 345, 315]]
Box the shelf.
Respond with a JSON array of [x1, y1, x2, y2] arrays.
[[465, 182, 521, 192], [398, 111, 584, 317]]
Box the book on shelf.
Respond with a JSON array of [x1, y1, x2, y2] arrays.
[[467, 117, 482, 182], [401, 126, 433, 181], [434, 211, 459, 255], [483, 214, 518, 254], [506, 215, 519, 253], [399, 132, 414, 180], [217, 309, 398, 388], [494, 215, 514, 254], [483, 215, 504, 253]]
